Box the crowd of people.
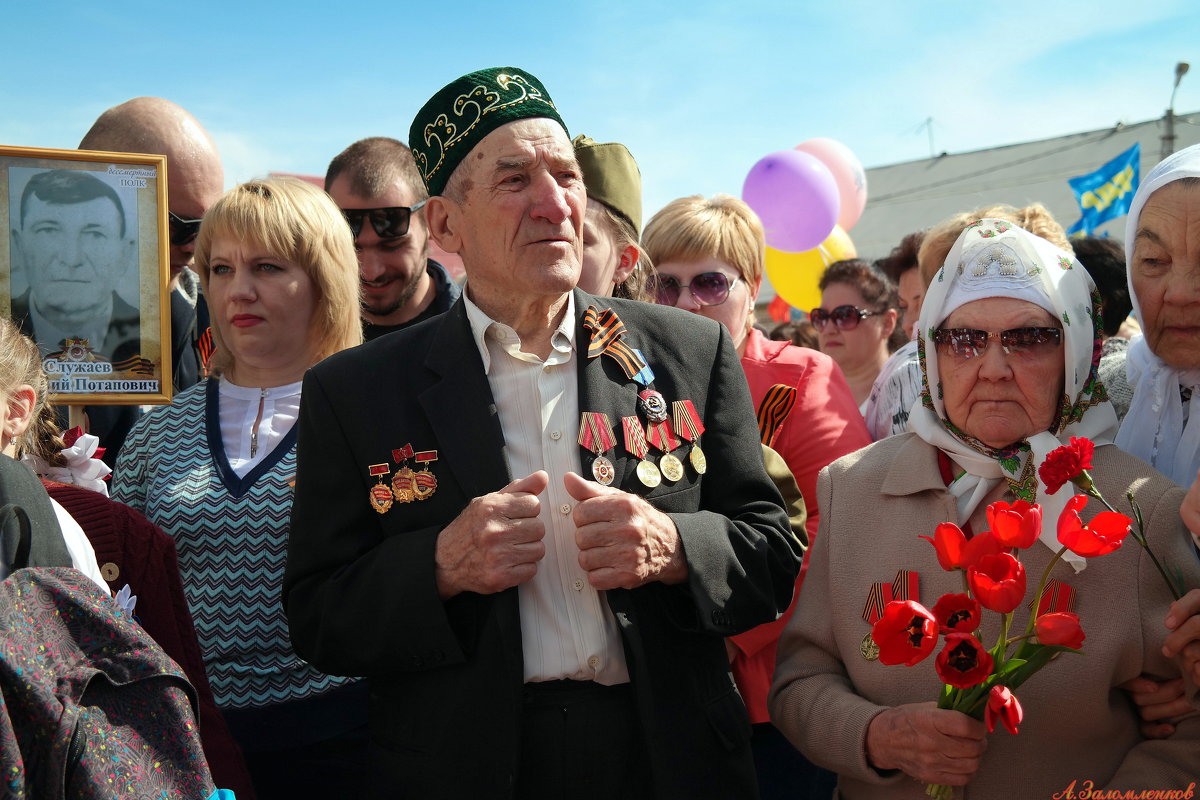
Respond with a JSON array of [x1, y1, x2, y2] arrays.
[[4, 66, 1200, 799]]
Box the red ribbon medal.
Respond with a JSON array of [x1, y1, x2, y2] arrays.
[[413, 450, 438, 501], [671, 400, 706, 475], [578, 412, 617, 485], [1030, 578, 1076, 617], [622, 416, 661, 488], [391, 444, 416, 503], [861, 570, 920, 661], [368, 463, 393, 514]]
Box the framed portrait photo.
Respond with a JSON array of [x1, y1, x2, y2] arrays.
[[0, 145, 171, 406]]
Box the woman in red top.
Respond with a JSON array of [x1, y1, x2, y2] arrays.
[[643, 194, 871, 799]]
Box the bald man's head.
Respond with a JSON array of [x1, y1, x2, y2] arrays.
[[80, 97, 224, 282]]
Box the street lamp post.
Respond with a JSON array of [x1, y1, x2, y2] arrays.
[[1162, 61, 1190, 161]]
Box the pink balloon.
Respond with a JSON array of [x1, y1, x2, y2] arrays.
[[795, 138, 868, 232], [742, 150, 839, 253]]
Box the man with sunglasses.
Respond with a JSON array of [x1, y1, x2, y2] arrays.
[[285, 68, 798, 800], [325, 137, 460, 341]]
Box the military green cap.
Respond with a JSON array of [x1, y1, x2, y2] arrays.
[[573, 134, 643, 236], [408, 67, 567, 197]]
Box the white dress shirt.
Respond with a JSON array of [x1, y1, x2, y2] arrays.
[[218, 378, 302, 478], [464, 290, 629, 685]]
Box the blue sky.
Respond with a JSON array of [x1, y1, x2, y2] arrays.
[[3, 0, 1197, 227]]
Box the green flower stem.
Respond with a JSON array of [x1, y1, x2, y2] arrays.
[[1023, 545, 1069, 640], [1087, 486, 1183, 600], [992, 612, 1012, 667]]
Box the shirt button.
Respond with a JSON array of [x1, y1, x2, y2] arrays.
[[573, 579, 584, 591], [550, 430, 562, 440], [587, 656, 600, 668], [559, 503, 571, 515]]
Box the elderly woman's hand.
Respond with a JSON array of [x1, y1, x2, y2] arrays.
[[865, 702, 987, 786], [1164, 588, 1200, 689], [1118, 675, 1192, 737]]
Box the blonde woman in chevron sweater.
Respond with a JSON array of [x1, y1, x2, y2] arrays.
[[114, 178, 364, 799]]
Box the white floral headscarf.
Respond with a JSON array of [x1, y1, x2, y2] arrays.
[[1116, 143, 1200, 486], [910, 220, 1119, 568]]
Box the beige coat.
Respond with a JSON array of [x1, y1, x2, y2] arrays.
[[770, 433, 1200, 799]]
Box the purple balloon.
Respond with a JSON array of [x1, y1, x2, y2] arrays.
[[742, 150, 840, 253]]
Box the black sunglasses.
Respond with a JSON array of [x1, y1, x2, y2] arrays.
[[933, 327, 1063, 359], [342, 201, 427, 240], [810, 305, 883, 331], [652, 272, 741, 307], [168, 211, 203, 247]]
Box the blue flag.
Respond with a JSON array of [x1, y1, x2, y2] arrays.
[[1066, 143, 1140, 236]]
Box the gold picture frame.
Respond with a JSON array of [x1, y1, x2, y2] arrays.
[[1, 145, 171, 406]]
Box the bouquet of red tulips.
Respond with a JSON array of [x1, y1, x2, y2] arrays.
[[871, 438, 1148, 800]]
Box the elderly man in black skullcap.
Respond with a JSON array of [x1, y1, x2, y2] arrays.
[[284, 67, 799, 800]]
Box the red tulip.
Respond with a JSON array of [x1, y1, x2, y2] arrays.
[[985, 685, 1024, 734], [986, 499, 1042, 550], [919, 525, 1005, 572], [932, 593, 982, 634], [935, 633, 994, 689], [1038, 437, 1096, 495], [1056, 494, 1132, 558], [1035, 611, 1085, 650], [968, 553, 1027, 614], [871, 600, 938, 667]]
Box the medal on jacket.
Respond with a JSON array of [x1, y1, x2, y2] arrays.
[[413, 450, 439, 501], [622, 416, 661, 488], [672, 399, 707, 476], [861, 570, 920, 661], [368, 464, 393, 514], [639, 391, 682, 483], [578, 412, 617, 486], [1030, 578, 1076, 617], [391, 444, 416, 503]]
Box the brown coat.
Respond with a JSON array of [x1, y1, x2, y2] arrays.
[[770, 433, 1200, 799]]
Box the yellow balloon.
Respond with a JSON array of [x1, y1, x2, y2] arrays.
[[765, 226, 857, 312]]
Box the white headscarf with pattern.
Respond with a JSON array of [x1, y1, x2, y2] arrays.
[[910, 220, 1119, 569]]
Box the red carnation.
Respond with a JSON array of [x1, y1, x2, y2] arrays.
[[935, 633, 994, 689], [1056, 495, 1132, 558], [932, 593, 982, 634], [919, 525, 1005, 572], [1039, 437, 1096, 495], [968, 553, 1027, 614], [871, 600, 938, 667], [1035, 611, 1086, 650], [986, 499, 1042, 550], [985, 685, 1024, 734]]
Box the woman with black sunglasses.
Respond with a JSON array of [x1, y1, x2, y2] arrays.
[[814, 259, 902, 410], [643, 193, 871, 800]]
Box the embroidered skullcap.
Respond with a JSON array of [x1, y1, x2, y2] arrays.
[[408, 67, 567, 197], [573, 134, 643, 236]]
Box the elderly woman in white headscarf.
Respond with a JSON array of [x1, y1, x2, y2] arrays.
[[1117, 142, 1200, 489], [769, 220, 1200, 799]]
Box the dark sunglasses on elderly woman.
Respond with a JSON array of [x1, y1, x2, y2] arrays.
[[651, 272, 741, 307], [342, 201, 427, 240], [809, 305, 882, 331], [933, 327, 1063, 359], [168, 211, 203, 247]]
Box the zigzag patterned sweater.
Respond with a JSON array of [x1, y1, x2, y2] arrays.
[[114, 380, 357, 710]]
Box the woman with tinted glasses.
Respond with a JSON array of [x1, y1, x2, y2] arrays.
[[770, 221, 1200, 798], [114, 178, 367, 799], [814, 259, 901, 410], [643, 194, 870, 800]]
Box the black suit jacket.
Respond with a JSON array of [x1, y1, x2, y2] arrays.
[[284, 289, 800, 799]]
